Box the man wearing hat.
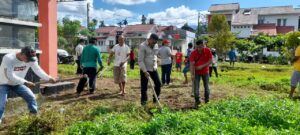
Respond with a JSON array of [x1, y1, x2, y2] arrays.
[[0, 46, 56, 124], [158, 39, 173, 86]]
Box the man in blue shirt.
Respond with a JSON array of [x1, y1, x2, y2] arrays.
[[228, 48, 237, 67]]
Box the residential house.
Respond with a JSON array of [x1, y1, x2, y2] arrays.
[[95, 24, 195, 55], [208, 3, 300, 57]]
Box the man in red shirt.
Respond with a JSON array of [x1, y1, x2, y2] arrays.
[[175, 49, 183, 72], [190, 40, 212, 108]]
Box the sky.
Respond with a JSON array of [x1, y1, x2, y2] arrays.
[[57, 0, 300, 27]]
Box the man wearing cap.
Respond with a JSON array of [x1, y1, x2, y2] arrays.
[[0, 46, 56, 124], [158, 39, 173, 86], [289, 45, 300, 98], [138, 33, 161, 105]]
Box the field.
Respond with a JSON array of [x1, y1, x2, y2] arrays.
[[1, 61, 300, 135]]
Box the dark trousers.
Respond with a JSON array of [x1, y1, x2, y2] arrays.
[[130, 59, 135, 69], [140, 70, 161, 105], [209, 66, 218, 77], [193, 74, 210, 103], [161, 64, 172, 84], [76, 67, 97, 94], [76, 59, 82, 74]]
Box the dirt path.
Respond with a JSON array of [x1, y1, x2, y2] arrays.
[[0, 77, 278, 132]]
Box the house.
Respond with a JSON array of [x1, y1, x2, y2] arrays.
[[208, 3, 300, 38], [208, 3, 300, 56], [95, 24, 195, 54]]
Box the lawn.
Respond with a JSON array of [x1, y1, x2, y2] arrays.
[[1, 61, 299, 135]]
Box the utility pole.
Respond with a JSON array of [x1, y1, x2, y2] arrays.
[[87, 2, 90, 29], [197, 11, 200, 38]]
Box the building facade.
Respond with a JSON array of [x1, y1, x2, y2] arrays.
[[208, 3, 300, 38]]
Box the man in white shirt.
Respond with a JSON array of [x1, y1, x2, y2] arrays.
[[0, 46, 56, 124], [75, 39, 85, 74], [108, 35, 130, 96]]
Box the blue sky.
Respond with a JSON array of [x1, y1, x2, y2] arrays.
[[58, 0, 300, 27]]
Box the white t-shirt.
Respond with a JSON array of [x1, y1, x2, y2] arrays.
[[75, 44, 84, 60], [0, 53, 50, 86], [111, 44, 130, 67]]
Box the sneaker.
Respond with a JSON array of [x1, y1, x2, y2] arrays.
[[194, 101, 200, 109]]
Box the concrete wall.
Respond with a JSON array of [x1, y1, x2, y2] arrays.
[[231, 25, 253, 38]]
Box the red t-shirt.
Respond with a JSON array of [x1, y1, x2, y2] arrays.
[[129, 50, 135, 60], [175, 52, 183, 63], [189, 48, 212, 75]]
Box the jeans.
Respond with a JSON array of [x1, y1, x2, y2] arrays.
[[140, 70, 161, 105], [209, 66, 218, 77], [161, 64, 172, 85], [76, 67, 97, 93], [193, 74, 210, 103], [0, 85, 38, 121]]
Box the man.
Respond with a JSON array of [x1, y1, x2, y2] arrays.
[[289, 45, 300, 98], [138, 33, 161, 105], [228, 48, 237, 67], [0, 46, 56, 124], [209, 48, 218, 78], [108, 35, 130, 96], [182, 43, 193, 84], [190, 40, 212, 108], [76, 37, 103, 96], [158, 39, 172, 86], [75, 39, 85, 74]]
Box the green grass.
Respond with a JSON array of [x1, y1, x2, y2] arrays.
[[62, 96, 300, 135]]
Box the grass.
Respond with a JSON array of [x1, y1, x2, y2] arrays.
[[5, 61, 300, 134]]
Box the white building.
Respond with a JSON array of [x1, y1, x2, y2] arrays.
[[95, 24, 195, 54], [208, 3, 300, 57], [208, 3, 300, 38]]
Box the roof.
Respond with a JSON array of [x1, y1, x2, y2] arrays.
[[123, 24, 156, 34], [96, 26, 117, 34], [232, 9, 258, 25], [254, 6, 300, 15], [209, 3, 240, 12]]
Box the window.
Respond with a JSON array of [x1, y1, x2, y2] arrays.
[[0, 24, 36, 49], [0, 0, 37, 21], [277, 19, 281, 26], [109, 40, 114, 46], [283, 19, 287, 26], [258, 19, 264, 24], [243, 9, 251, 15]]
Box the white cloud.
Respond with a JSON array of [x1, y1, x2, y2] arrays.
[[147, 5, 208, 27], [103, 0, 157, 5], [57, 0, 135, 26]]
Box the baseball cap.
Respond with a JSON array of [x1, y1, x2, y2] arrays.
[[21, 46, 37, 62], [162, 39, 170, 45]]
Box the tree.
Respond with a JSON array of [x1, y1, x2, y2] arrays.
[[123, 19, 128, 26], [141, 15, 146, 24], [149, 18, 155, 24], [181, 23, 195, 32], [99, 20, 106, 27], [197, 22, 207, 36], [282, 31, 300, 61], [207, 14, 235, 58], [61, 17, 81, 53]]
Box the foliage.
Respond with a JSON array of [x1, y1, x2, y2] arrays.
[[99, 20, 106, 27], [141, 15, 147, 24], [65, 96, 300, 135], [58, 17, 82, 54], [58, 36, 68, 49], [197, 21, 207, 36], [181, 23, 195, 32], [285, 31, 300, 49], [207, 14, 235, 57], [149, 18, 155, 24]]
